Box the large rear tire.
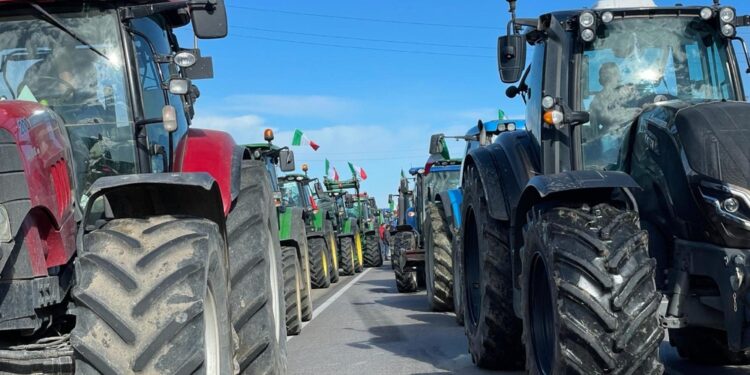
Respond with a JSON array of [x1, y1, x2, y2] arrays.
[[363, 232, 383, 267], [394, 231, 418, 293], [326, 221, 340, 283], [226, 160, 287, 374], [425, 202, 453, 312], [670, 327, 750, 365], [72, 216, 234, 374], [281, 246, 302, 336], [339, 236, 356, 276], [308, 236, 331, 289], [522, 203, 663, 375], [461, 163, 523, 370]]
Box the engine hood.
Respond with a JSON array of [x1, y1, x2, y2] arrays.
[[670, 100, 750, 189]]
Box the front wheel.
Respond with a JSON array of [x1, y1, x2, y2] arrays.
[[281, 246, 302, 336], [425, 202, 453, 312], [72, 216, 234, 374], [309, 236, 331, 289], [363, 232, 383, 267], [393, 231, 418, 293], [339, 236, 356, 276], [521, 203, 663, 374]]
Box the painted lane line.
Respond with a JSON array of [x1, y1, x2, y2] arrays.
[[287, 268, 372, 341]]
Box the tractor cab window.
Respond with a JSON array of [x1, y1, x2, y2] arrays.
[[579, 17, 735, 170], [281, 181, 304, 208], [425, 169, 460, 199], [0, 8, 135, 196]]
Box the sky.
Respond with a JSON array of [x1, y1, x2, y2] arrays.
[[176, 0, 750, 206]]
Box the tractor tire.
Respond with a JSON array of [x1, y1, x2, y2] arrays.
[[72, 216, 234, 374], [339, 236, 356, 276], [670, 327, 750, 365], [461, 163, 523, 370], [326, 221, 340, 284], [394, 231, 418, 293], [363, 232, 383, 267], [452, 232, 465, 326], [292, 223, 314, 322], [354, 233, 364, 273], [425, 202, 453, 312], [281, 246, 302, 336], [521, 203, 664, 375], [226, 160, 287, 374], [308, 236, 331, 289]]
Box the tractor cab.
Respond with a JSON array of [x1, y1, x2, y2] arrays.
[[246, 128, 295, 205]]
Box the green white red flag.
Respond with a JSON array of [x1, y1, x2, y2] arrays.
[[291, 129, 319, 151], [348, 162, 367, 180]]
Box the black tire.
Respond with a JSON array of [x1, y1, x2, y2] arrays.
[[670, 327, 750, 365], [425, 202, 453, 312], [461, 163, 523, 370], [394, 231, 418, 293], [308, 236, 331, 289], [72, 216, 234, 374], [363, 232, 383, 267], [226, 160, 287, 374], [281, 246, 302, 336], [326, 221, 340, 283], [339, 236, 356, 276], [293, 224, 314, 322], [522, 203, 663, 375], [354, 232, 364, 273], [452, 231, 465, 326]]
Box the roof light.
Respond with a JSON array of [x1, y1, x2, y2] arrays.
[[543, 110, 564, 126], [721, 24, 736, 37], [601, 11, 614, 24], [720, 7, 736, 23], [700, 7, 714, 20], [542, 95, 555, 110], [296, 176, 304, 181], [579, 12, 596, 28], [174, 51, 197, 68], [302, 163, 309, 172], [581, 28, 596, 42], [264, 128, 274, 141], [507, 122, 517, 131]]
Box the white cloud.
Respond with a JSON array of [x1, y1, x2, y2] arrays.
[[222, 94, 359, 119]]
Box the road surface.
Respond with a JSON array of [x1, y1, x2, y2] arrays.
[[287, 262, 749, 375]]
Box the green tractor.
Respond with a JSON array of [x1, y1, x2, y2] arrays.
[[324, 178, 367, 274], [353, 193, 385, 268], [321, 185, 360, 276], [246, 129, 313, 336]]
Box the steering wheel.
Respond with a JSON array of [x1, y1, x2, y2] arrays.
[[26, 76, 75, 102]]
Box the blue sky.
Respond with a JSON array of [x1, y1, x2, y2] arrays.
[[177, 0, 750, 206]]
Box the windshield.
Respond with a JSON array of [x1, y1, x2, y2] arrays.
[[580, 16, 735, 170], [347, 200, 369, 219], [425, 169, 460, 197], [281, 181, 305, 208], [0, 8, 133, 196]]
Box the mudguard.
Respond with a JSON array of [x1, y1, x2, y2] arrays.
[[437, 189, 462, 229], [175, 128, 243, 216], [279, 206, 307, 243]]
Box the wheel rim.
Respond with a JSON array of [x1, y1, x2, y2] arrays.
[[463, 209, 481, 326], [204, 285, 221, 374], [529, 254, 555, 375]]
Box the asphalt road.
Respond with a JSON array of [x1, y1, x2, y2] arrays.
[[287, 262, 750, 375]]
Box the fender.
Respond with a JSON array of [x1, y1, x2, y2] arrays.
[[279, 206, 306, 243], [463, 130, 539, 222], [437, 190, 462, 229], [175, 128, 243, 216]]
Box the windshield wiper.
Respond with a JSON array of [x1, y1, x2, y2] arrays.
[[28, 3, 109, 61]]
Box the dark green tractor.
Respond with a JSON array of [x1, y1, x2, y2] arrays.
[[324, 178, 367, 274], [246, 130, 313, 336], [353, 194, 385, 268]]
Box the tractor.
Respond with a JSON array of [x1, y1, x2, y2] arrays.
[[434, 118, 526, 324], [352, 193, 384, 268], [389, 176, 423, 293], [310, 178, 342, 284], [324, 177, 367, 274], [459, 0, 750, 372], [279, 167, 338, 290], [0, 1, 287, 374], [245, 129, 314, 337]]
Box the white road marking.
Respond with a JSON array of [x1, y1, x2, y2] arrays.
[[287, 268, 372, 342]]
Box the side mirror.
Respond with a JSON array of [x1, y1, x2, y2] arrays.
[[497, 34, 527, 83], [189, 0, 228, 39], [429, 133, 445, 154], [315, 182, 325, 197], [279, 149, 295, 172]]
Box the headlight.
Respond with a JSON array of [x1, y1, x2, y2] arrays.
[[701, 182, 750, 230], [720, 7, 736, 23], [700, 7, 714, 20], [601, 11, 614, 24], [721, 24, 736, 37], [579, 12, 596, 28], [407, 211, 416, 217], [0, 205, 11, 243], [581, 28, 596, 42]]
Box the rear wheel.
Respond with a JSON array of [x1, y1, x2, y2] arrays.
[[425, 202, 453, 312], [461, 163, 523, 370], [363, 232, 383, 267], [670, 327, 750, 365], [281, 246, 302, 336], [522, 203, 663, 374], [226, 160, 286, 374], [354, 232, 364, 273], [308, 236, 331, 289], [326, 221, 340, 283], [394, 231, 418, 293], [452, 232, 465, 326], [72, 216, 234, 374], [339, 236, 356, 276]]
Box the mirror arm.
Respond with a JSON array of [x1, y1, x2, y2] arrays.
[[732, 36, 750, 74]]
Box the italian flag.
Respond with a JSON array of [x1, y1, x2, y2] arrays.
[[325, 159, 340, 181], [291, 129, 319, 151], [333, 167, 340, 182], [348, 162, 367, 180]]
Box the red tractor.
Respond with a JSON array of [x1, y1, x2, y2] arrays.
[[0, 1, 286, 374]]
